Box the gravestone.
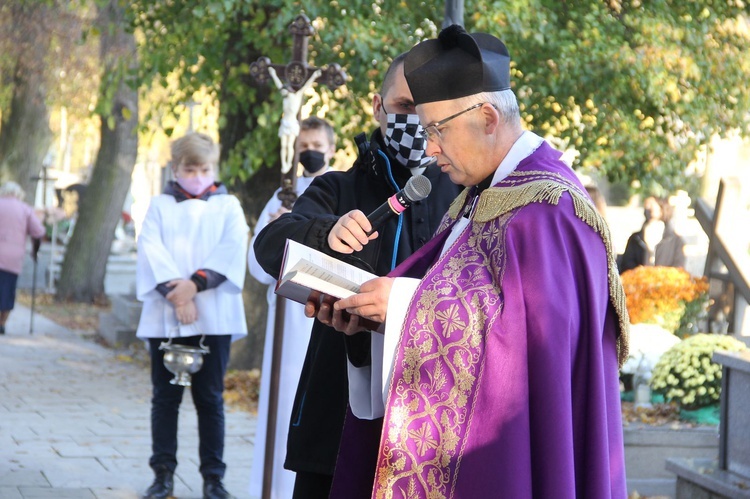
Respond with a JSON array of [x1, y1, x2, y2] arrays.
[[626, 423, 719, 497], [666, 349, 750, 498]]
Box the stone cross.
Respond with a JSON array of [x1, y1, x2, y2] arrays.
[[250, 13, 346, 209], [29, 164, 57, 222]]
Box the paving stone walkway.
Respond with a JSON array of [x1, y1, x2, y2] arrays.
[[0, 304, 257, 499]]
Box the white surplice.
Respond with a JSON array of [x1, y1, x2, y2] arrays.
[[136, 193, 249, 341]]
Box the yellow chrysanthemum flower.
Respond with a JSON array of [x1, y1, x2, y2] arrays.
[[651, 333, 747, 409]]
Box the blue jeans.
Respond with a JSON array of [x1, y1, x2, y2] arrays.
[[148, 334, 231, 478]]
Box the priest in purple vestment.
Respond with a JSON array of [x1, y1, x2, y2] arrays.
[[311, 25, 631, 499]]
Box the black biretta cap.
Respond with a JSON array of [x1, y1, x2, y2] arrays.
[[404, 25, 511, 105]]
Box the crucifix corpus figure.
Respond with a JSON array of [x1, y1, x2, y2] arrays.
[[268, 66, 322, 174]]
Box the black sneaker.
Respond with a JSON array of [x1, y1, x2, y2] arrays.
[[0, 325, 5, 335], [143, 466, 174, 499], [203, 474, 233, 499]]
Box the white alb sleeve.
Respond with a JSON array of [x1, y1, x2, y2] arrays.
[[347, 277, 420, 419]]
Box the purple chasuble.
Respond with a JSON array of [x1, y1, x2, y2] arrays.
[[367, 142, 628, 499]]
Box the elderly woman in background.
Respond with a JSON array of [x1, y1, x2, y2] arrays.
[[0, 181, 45, 335]]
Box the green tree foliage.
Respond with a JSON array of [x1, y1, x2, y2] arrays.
[[131, 1, 750, 197], [130, 1, 443, 369], [130, 1, 750, 369], [469, 0, 750, 195], [130, 1, 443, 180]]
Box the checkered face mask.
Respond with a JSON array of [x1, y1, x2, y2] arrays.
[[383, 111, 433, 169]]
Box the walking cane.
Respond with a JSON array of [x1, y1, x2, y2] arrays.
[[29, 257, 37, 335], [29, 239, 40, 335]]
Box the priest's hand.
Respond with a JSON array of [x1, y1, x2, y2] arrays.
[[175, 300, 198, 325], [334, 277, 393, 326], [305, 291, 381, 334], [327, 209, 378, 253], [166, 279, 198, 306], [304, 290, 332, 319]]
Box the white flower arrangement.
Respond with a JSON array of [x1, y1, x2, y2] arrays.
[[650, 333, 747, 409], [621, 323, 681, 375]]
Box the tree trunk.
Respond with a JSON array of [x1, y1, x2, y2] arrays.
[[0, 68, 52, 203], [0, 3, 53, 203], [56, 0, 138, 303]]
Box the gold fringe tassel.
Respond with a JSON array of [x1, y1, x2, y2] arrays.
[[448, 171, 630, 367]]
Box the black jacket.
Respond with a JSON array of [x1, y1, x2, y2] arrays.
[[253, 129, 461, 475]]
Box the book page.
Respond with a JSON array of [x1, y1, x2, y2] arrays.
[[277, 239, 378, 302], [279, 270, 355, 301], [286, 260, 358, 293]]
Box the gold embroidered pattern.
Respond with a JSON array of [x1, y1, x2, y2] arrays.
[[446, 187, 471, 220], [376, 169, 629, 498], [442, 171, 628, 365], [376, 216, 506, 499]]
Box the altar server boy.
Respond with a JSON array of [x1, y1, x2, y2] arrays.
[[136, 132, 248, 499]]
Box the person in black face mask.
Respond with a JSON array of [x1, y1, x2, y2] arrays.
[[247, 116, 336, 499], [252, 52, 461, 499], [254, 117, 336, 228], [297, 119, 335, 176]]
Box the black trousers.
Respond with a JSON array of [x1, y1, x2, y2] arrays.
[[292, 471, 333, 499], [148, 334, 231, 478]]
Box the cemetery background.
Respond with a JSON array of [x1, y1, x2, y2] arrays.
[[4, 1, 747, 498], [14, 142, 750, 499]]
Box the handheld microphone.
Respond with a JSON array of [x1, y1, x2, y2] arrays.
[[366, 174, 432, 234]]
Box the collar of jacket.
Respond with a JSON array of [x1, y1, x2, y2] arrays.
[[355, 128, 412, 189]]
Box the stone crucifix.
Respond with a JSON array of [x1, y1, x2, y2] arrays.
[[250, 13, 346, 208], [267, 65, 322, 176]]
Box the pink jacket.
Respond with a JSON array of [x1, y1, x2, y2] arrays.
[[0, 197, 46, 275]]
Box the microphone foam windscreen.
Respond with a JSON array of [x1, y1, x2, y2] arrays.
[[404, 175, 432, 202]]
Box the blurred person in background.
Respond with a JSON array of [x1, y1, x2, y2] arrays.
[[0, 181, 45, 335], [619, 195, 685, 273], [247, 116, 336, 499]]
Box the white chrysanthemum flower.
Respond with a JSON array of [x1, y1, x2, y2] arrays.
[[650, 333, 747, 409]]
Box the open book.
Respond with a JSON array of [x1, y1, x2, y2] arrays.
[[275, 239, 378, 305]]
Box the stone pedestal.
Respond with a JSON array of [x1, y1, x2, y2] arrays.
[[666, 349, 750, 498], [98, 294, 141, 348], [626, 424, 719, 497], [666, 458, 750, 498]]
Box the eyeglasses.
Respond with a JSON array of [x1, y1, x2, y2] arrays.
[[419, 102, 486, 142]]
